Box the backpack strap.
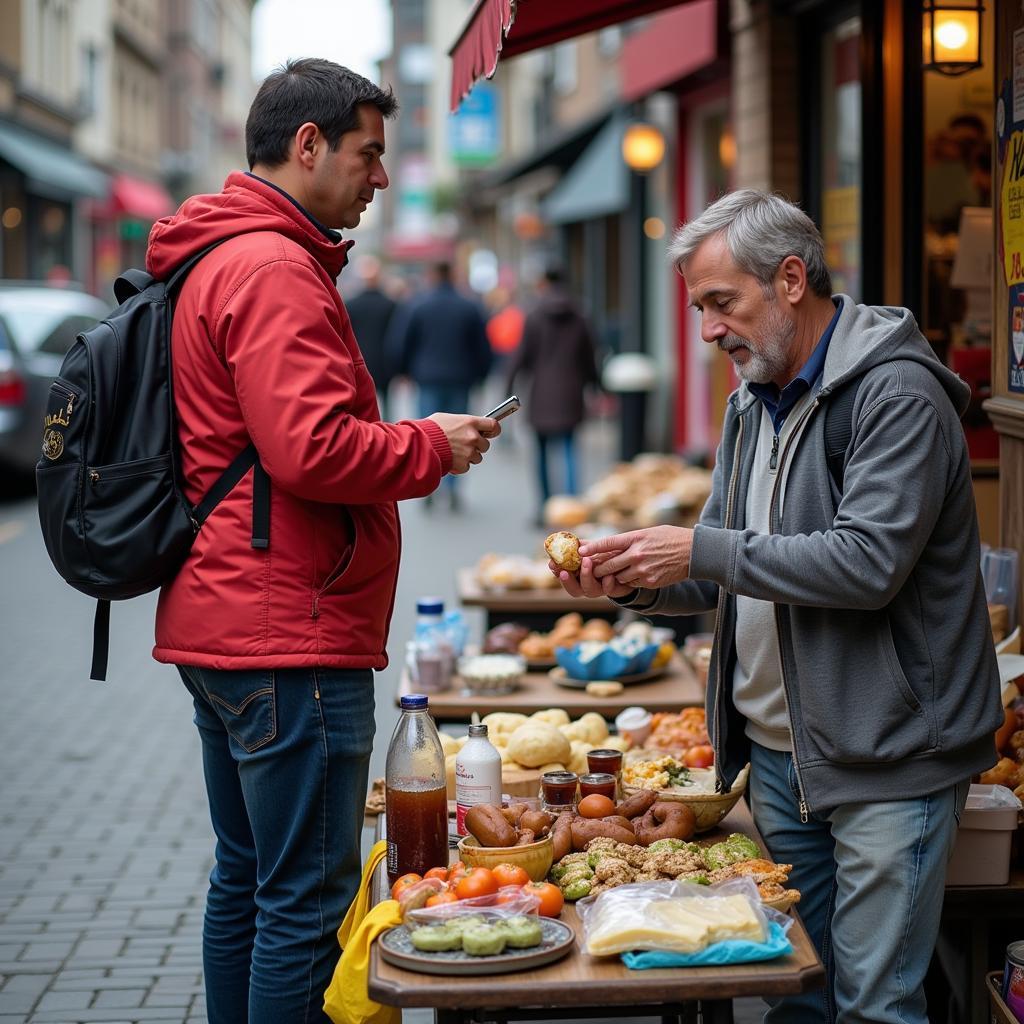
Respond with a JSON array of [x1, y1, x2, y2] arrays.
[[90, 599, 111, 681], [824, 378, 862, 494], [194, 441, 268, 550], [113, 269, 155, 304]]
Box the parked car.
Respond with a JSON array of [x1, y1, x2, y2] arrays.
[[0, 282, 110, 475]]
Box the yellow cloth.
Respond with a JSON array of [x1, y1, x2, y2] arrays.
[[324, 840, 403, 1024]]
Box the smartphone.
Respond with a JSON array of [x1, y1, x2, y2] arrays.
[[484, 395, 520, 421]]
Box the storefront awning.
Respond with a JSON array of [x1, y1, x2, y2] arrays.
[[110, 173, 175, 221], [0, 120, 109, 201], [540, 115, 629, 225], [449, 0, 700, 110]]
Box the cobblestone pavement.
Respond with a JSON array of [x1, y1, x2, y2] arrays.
[[0, 399, 766, 1024]]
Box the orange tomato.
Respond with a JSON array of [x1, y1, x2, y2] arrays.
[[524, 880, 564, 918], [425, 891, 460, 907], [491, 863, 530, 888], [447, 861, 467, 885], [424, 866, 450, 882], [577, 794, 616, 819], [494, 885, 525, 904], [683, 744, 715, 769], [454, 867, 500, 900], [390, 873, 422, 900]]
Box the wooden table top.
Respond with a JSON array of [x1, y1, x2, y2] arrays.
[[397, 655, 705, 722], [457, 568, 615, 615], [368, 801, 824, 1010]]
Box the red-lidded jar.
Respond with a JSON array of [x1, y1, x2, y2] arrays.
[[578, 772, 617, 801], [540, 771, 578, 812]]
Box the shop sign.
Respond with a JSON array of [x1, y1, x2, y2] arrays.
[[998, 70, 1024, 392], [450, 82, 500, 167]]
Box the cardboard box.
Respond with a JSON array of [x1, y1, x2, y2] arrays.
[[946, 785, 1022, 887]]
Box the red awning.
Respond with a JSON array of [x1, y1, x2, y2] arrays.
[[110, 173, 174, 221], [449, 0, 698, 111]]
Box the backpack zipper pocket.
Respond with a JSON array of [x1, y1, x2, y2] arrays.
[[87, 453, 171, 484]]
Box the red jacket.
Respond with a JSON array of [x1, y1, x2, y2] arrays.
[[146, 172, 451, 670]]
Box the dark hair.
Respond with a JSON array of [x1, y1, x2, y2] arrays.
[[246, 58, 398, 169], [543, 266, 565, 286], [433, 261, 452, 283]]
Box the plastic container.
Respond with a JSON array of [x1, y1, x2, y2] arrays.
[[984, 548, 1020, 633], [946, 784, 1023, 886], [615, 706, 653, 747], [409, 597, 454, 693], [385, 694, 449, 883], [455, 723, 502, 836]]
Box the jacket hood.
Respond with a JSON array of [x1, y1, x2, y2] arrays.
[[733, 295, 970, 416], [146, 171, 353, 281], [535, 288, 581, 319]]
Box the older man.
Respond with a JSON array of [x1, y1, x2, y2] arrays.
[[555, 190, 1002, 1023]]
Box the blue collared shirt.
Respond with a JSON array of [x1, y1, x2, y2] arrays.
[[748, 299, 842, 435]]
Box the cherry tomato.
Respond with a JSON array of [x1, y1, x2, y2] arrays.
[[524, 880, 564, 918], [494, 886, 523, 905], [454, 867, 500, 900], [424, 866, 450, 882], [425, 891, 460, 907], [389, 873, 423, 900], [491, 863, 530, 888], [683, 744, 715, 768]]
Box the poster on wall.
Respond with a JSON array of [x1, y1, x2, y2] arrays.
[[998, 72, 1024, 391]]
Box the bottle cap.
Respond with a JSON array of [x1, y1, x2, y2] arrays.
[[416, 597, 444, 617], [400, 694, 429, 710], [468, 723, 488, 737]]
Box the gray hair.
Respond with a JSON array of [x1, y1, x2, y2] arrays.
[[667, 189, 832, 298]]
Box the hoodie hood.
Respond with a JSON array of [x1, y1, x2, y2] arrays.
[[147, 171, 353, 281], [732, 295, 970, 417], [535, 288, 582, 319]]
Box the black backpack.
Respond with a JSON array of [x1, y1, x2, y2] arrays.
[[36, 242, 269, 681]]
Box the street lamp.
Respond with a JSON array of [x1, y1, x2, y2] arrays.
[[622, 122, 666, 174], [922, 0, 984, 76]]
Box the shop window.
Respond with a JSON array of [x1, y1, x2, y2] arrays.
[[921, 3, 994, 363], [819, 15, 863, 300]]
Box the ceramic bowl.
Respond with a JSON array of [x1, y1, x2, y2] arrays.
[[457, 832, 554, 882]]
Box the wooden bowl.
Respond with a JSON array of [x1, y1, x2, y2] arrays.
[[622, 763, 750, 833], [457, 833, 554, 882]]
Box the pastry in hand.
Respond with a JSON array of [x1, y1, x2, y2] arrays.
[[545, 531, 582, 573]]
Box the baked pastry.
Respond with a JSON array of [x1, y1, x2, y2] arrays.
[[545, 531, 582, 573]]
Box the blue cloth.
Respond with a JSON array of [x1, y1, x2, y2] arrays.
[[748, 299, 841, 434], [178, 665, 376, 1024], [748, 741, 969, 1024], [621, 920, 793, 969]]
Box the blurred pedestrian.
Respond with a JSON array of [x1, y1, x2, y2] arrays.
[[145, 58, 497, 1024], [504, 267, 599, 525], [346, 254, 398, 417], [485, 285, 525, 375], [391, 261, 492, 510]]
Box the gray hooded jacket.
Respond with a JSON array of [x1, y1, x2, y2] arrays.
[[626, 296, 1003, 814]]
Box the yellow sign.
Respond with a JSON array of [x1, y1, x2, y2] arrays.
[[1001, 129, 1024, 285]]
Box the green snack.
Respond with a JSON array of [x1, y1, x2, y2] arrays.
[[441, 914, 487, 938], [561, 877, 593, 901], [461, 923, 507, 956], [646, 838, 688, 856], [559, 867, 593, 889], [676, 872, 710, 885], [498, 916, 543, 949], [409, 924, 463, 952], [703, 833, 761, 870]]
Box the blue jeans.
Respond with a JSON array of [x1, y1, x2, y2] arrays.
[[178, 665, 375, 1024], [748, 742, 968, 1024], [536, 431, 578, 502], [417, 384, 470, 493]]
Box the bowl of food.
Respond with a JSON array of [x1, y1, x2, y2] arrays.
[[457, 654, 526, 696], [620, 761, 750, 833], [457, 833, 554, 883]]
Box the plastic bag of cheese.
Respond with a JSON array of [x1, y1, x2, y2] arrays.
[[576, 877, 790, 959]]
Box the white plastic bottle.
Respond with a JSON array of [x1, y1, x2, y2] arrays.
[[455, 723, 503, 836]]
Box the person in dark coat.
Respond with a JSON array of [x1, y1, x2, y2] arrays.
[[504, 267, 599, 521], [346, 255, 397, 418], [391, 261, 493, 509]]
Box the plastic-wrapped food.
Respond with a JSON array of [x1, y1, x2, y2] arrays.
[[405, 884, 540, 928], [576, 877, 779, 957]]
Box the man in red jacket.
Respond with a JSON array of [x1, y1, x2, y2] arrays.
[[146, 59, 497, 1024]]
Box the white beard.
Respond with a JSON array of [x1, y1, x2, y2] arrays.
[[720, 302, 796, 384]]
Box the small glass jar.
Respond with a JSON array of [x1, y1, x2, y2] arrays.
[[540, 771, 578, 812], [578, 772, 617, 801], [587, 748, 624, 775]]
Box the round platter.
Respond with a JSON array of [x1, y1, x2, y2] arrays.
[[548, 665, 667, 690], [378, 917, 575, 976]]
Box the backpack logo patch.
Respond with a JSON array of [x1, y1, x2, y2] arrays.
[[42, 427, 64, 461]]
